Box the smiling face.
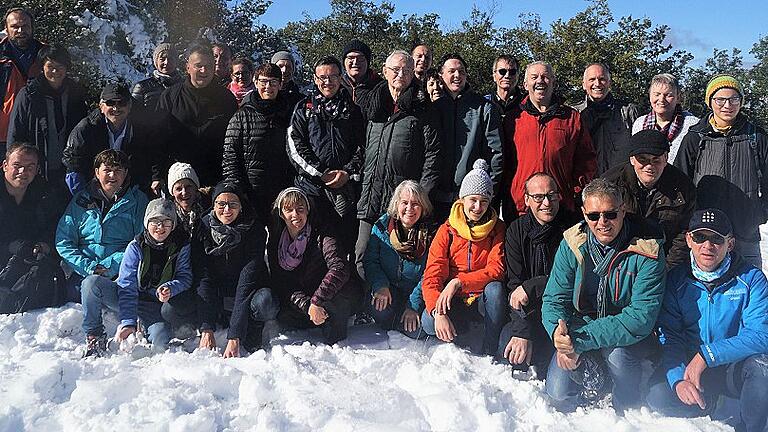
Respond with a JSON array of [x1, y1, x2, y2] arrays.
[[3, 149, 38, 190], [94, 163, 127, 197], [256, 75, 281, 100], [630, 153, 668, 188], [172, 178, 199, 212], [524, 63, 554, 107], [147, 217, 173, 242], [711, 87, 742, 126], [231, 63, 252, 86], [440, 58, 467, 97], [43, 59, 67, 90], [687, 229, 734, 272], [344, 51, 368, 80], [426, 77, 443, 102], [396, 190, 423, 229], [155, 50, 177, 75], [275, 59, 294, 84], [524, 175, 560, 225], [99, 98, 131, 127], [582, 194, 625, 245], [649, 83, 680, 119], [582, 64, 611, 102], [281, 199, 308, 235], [214, 192, 241, 225], [461, 194, 490, 222], [186, 52, 214, 89], [412, 45, 432, 77], [314, 63, 342, 98]]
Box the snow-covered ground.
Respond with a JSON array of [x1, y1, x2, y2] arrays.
[[0, 305, 733, 432]]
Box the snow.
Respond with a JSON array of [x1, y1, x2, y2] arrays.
[[0, 305, 734, 431]]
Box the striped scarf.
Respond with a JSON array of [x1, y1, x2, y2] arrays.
[[587, 223, 630, 318], [641, 105, 686, 142]]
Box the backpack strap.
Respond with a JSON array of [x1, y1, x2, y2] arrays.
[[747, 123, 763, 198]]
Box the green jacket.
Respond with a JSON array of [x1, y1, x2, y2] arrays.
[[541, 219, 666, 353]]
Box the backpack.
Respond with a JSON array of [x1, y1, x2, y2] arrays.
[[0, 243, 66, 314]]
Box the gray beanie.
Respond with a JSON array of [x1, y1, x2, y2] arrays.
[[167, 162, 200, 194], [153, 43, 176, 64], [144, 198, 177, 229], [271, 51, 294, 65], [459, 159, 493, 199]]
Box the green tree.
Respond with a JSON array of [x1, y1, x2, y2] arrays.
[[749, 36, 768, 127]]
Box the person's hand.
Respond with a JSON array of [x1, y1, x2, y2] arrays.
[[434, 313, 457, 342], [401, 307, 420, 333], [151, 180, 162, 197], [156, 286, 171, 303], [308, 304, 328, 325], [684, 352, 708, 393], [93, 265, 109, 276], [555, 352, 580, 370], [199, 330, 217, 351], [675, 380, 706, 409], [32, 242, 51, 256], [435, 278, 461, 315], [115, 325, 136, 342], [323, 170, 349, 189], [509, 285, 529, 310], [371, 287, 392, 312], [553, 319, 574, 354], [503, 336, 533, 365], [223, 339, 240, 358]]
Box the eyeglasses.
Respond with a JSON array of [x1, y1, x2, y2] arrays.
[[232, 71, 251, 77], [584, 210, 620, 221], [215, 200, 241, 210], [103, 99, 129, 107], [496, 68, 517, 77], [385, 66, 413, 76], [148, 219, 173, 229], [525, 192, 560, 203], [712, 96, 742, 107], [315, 74, 341, 83], [690, 231, 726, 245], [256, 78, 280, 87]]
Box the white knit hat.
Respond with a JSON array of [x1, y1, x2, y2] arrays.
[[167, 162, 200, 194], [459, 159, 493, 199]]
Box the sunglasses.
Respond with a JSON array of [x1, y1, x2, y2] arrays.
[[496, 68, 517, 77], [584, 210, 619, 221], [690, 231, 726, 245], [103, 99, 129, 107]]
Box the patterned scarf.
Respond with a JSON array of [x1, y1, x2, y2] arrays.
[[641, 105, 686, 142], [387, 217, 431, 261], [278, 223, 312, 271], [587, 223, 630, 318], [203, 213, 253, 256], [690, 251, 732, 282], [311, 88, 349, 120]]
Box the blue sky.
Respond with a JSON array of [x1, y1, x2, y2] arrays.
[[256, 0, 767, 66]]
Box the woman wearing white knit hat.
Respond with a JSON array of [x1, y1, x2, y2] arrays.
[[167, 162, 210, 240]]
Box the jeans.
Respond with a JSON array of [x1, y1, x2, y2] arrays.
[[545, 335, 658, 413], [496, 317, 554, 378], [249, 287, 280, 322], [277, 286, 357, 345], [421, 281, 508, 355], [369, 287, 422, 339], [647, 354, 768, 432]]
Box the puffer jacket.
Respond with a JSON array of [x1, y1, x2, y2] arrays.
[[356, 80, 440, 222], [421, 206, 505, 314], [0, 37, 45, 143], [674, 114, 768, 242], [55, 183, 148, 279], [363, 214, 432, 312], [658, 254, 768, 389], [131, 71, 182, 110], [574, 93, 641, 175], [602, 162, 696, 268], [541, 218, 666, 354]]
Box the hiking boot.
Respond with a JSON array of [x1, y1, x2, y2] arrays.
[[353, 312, 375, 325], [83, 333, 108, 358]]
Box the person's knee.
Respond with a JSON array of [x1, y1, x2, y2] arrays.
[[483, 281, 505, 302], [250, 288, 279, 321], [420, 309, 436, 335], [646, 379, 675, 412], [742, 354, 768, 380]]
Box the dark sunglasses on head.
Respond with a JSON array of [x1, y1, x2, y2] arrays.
[[496, 68, 517, 77], [585, 211, 619, 221], [690, 231, 726, 245], [104, 99, 128, 107]]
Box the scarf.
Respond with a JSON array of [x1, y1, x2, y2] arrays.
[[448, 200, 497, 241], [278, 223, 312, 271], [176, 201, 204, 239], [388, 217, 431, 261], [641, 105, 686, 142], [311, 88, 350, 120], [142, 230, 168, 250], [690, 251, 732, 282], [527, 210, 558, 276], [228, 81, 255, 105], [587, 223, 630, 318], [153, 70, 181, 87], [709, 114, 734, 134], [203, 213, 253, 256]]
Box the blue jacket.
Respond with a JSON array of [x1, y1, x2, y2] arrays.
[[116, 234, 193, 328], [657, 254, 768, 389], [363, 214, 428, 312], [55, 184, 148, 278]]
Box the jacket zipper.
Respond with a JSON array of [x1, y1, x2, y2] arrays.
[[467, 242, 472, 271]]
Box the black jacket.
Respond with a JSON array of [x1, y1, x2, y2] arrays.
[[504, 209, 572, 339], [281, 80, 306, 114], [574, 93, 640, 175], [356, 80, 440, 222], [7, 76, 88, 180], [485, 88, 524, 120], [131, 71, 182, 110], [157, 79, 238, 186], [674, 114, 768, 241], [603, 162, 696, 268]]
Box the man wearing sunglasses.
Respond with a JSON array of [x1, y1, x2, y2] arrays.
[[675, 74, 768, 270], [648, 209, 768, 432], [542, 178, 666, 413], [603, 129, 696, 269], [486, 54, 523, 119]]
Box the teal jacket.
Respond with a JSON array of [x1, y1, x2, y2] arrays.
[[55, 184, 148, 279], [541, 219, 666, 353]]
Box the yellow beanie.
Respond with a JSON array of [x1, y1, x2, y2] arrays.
[[705, 74, 743, 108]]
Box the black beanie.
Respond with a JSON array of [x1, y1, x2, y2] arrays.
[[213, 181, 245, 203], [341, 39, 372, 64]]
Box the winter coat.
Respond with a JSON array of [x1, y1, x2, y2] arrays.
[[281, 80, 306, 113], [63, 108, 172, 195], [7, 76, 88, 180], [674, 114, 768, 242], [363, 214, 431, 312], [117, 232, 192, 328], [356, 80, 440, 222], [432, 88, 504, 205], [574, 94, 641, 175], [507, 96, 597, 214], [55, 183, 148, 279], [421, 209, 505, 314], [193, 213, 267, 340], [222, 91, 295, 221], [485, 88, 524, 119], [631, 111, 699, 163], [131, 71, 182, 110], [157, 79, 238, 186], [0, 37, 44, 143], [541, 218, 666, 354], [602, 162, 696, 269], [658, 254, 768, 389], [505, 210, 572, 340], [341, 69, 383, 104]]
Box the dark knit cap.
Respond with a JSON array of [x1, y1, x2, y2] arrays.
[[212, 181, 245, 202], [341, 39, 372, 64], [628, 129, 670, 157]]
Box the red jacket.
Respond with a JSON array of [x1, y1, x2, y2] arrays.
[[0, 37, 44, 142], [506, 97, 596, 214]]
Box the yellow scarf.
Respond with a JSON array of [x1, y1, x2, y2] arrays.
[[448, 200, 498, 241], [709, 114, 733, 134]]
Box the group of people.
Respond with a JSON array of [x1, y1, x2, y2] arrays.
[[3, 6, 768, 429]]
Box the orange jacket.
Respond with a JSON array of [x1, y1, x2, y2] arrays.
[[0, 38, 44, 142], [421, 218, 506, 314]]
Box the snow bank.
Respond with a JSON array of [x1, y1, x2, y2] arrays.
[[0, 305, 733, 431]]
